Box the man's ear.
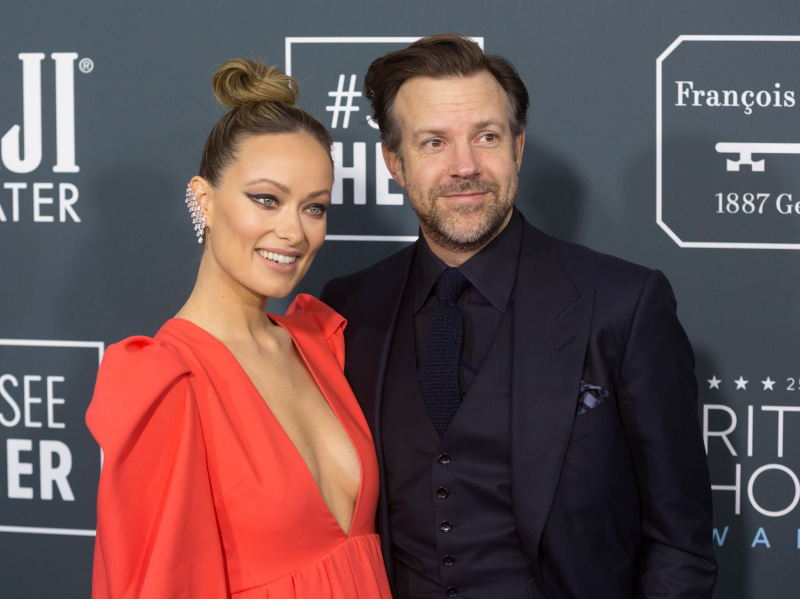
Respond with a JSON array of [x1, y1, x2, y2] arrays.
[[190, 176, 214, 228], [514, 131, 525, 172], [381, 144, 406, 189]]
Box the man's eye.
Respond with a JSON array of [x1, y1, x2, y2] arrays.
[[425, 139, 443, 148], [481, 134, 498, 143]]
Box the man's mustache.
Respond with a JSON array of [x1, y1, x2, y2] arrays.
[[430, 178, 501, 199]]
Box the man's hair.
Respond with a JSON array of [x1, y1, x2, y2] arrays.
[[363, 33, 529, 154]]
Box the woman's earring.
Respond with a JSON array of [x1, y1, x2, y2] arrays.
[[185, 184, 206, 243]]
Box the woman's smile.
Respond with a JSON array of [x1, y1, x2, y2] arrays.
[[257, 248, 300, 274]]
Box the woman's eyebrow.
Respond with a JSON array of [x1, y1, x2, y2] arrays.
[[245, 177, 290, 194]]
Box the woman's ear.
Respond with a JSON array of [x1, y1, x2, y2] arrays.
[[190, 176, 213, 229]]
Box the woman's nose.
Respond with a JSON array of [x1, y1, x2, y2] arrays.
[[274, 210, 304, 246]]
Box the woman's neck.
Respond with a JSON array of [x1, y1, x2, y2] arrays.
[[175, 251, 274, 345]]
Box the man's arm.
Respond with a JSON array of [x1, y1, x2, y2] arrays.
[[319, 280, 331, 305], [616, 269, 717, 598]]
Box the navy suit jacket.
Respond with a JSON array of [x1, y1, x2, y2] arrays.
[[321, 214, 717, 598]]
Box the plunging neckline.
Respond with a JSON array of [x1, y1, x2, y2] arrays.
[[170, 317, 364, 539]]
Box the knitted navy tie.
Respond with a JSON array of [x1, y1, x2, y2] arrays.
[[418, 268, 471, 437]]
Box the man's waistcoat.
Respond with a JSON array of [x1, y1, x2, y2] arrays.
[[382, 281, 532, 598]]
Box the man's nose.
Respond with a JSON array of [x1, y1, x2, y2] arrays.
[[449, 142, 481, 179]]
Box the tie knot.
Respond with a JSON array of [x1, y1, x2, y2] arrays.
[[436, 269, 470, 302]]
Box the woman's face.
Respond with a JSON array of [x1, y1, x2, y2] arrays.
[[193, 132, 333, 299]]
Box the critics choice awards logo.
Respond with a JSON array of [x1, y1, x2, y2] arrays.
[[657, 36, 800, 249], [0, 52, 92, 225], [0, 340, 102, 536], [0, 53, 100, 537], [286, 37, 482, 242], [703, 373, 800, 552]]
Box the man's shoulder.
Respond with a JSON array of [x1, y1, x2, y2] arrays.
[[321, 242, 416, 311], [552, 235, 653, 291], [533, 229, 678, 348], [522, 220, 658, 308]]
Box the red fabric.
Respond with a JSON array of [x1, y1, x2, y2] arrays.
[[86, 294, 392, 599]]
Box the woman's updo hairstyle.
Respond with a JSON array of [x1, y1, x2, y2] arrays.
[[199, 59, 333, 187]]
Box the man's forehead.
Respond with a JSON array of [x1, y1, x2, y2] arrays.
[[395, 73, 510, 131], [396, 72, 506, 105]]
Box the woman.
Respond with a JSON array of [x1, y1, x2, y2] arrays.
[[86, 59, 392, 599]]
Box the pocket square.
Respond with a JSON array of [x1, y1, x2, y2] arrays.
[[577, 380, 608, 415]]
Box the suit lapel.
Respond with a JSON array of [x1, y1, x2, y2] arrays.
[[510, 219, 595, 585]]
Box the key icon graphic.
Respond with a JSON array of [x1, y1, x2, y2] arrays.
[[715, 142, 800, 171]]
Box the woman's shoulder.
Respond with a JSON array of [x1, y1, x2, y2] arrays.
[[275, 294, 347, 368], [282, 293, 346, 337], [86, 325, 201, 448], [98, 323, 197, 383]]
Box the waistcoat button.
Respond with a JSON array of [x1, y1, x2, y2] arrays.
[[438, 453, 451, 465], [447, 586, 459, 598], [437, 487, 449, 499], [443, 555, 456, 567], [439, 520, 452, 533]]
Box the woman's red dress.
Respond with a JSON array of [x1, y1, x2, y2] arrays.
[[86, 295, 392, 598]]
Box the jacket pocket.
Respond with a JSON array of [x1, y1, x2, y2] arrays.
[[568, 396, 618, 443]]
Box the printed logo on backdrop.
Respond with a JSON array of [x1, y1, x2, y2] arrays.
[[0, 52, 91, 225], [0, 340, 102, 536], [657, 36, 800, 249], [703, 374, 800, 553], [285, 37, 483, 242]]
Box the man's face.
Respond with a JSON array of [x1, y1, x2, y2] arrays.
[[384, 71, 524, 253]]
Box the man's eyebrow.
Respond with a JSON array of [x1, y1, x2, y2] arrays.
[[474, 120, 508, 131], [411, 128, 448, 139], [411, 121, 509, 139], [245, 178, 290, 194]]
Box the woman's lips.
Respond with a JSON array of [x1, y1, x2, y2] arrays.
[[256, 249, 298, 274]]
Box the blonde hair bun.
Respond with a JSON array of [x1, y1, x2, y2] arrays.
[[212, 58, 298, 109]]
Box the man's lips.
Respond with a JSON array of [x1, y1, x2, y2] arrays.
[[440, 192, 488, 203]]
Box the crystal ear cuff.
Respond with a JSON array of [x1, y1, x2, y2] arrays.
[[186, 184, 206, 243]]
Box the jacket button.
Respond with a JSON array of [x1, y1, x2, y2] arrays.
[[439, 520, 452, 533], [447, 586, 459, 598], [438, 453, 451, 465], [443, 555, 455, 567], [437, 487, 449, 499]]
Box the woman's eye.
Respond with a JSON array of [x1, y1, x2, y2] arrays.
[[307, 204, 327, 216], [248, 194, 277, 207]]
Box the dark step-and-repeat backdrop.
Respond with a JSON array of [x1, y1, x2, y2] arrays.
[[0, 1, 798, 597]]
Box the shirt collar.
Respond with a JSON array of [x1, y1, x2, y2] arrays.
[[413, 207, 523, 313]]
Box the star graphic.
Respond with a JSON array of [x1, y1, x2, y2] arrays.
[[708, 376, 721, 389], [735, 376, 749, 390], [762, 377, 775, 391]]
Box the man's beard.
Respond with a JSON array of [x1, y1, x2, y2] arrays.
[[405, 174, 517, 254]]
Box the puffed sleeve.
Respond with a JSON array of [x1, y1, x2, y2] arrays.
[[287, 294, 347, 370], [86, 337, 228, 598]]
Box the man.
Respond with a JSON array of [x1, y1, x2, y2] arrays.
[[321, 34, 716, 599]]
